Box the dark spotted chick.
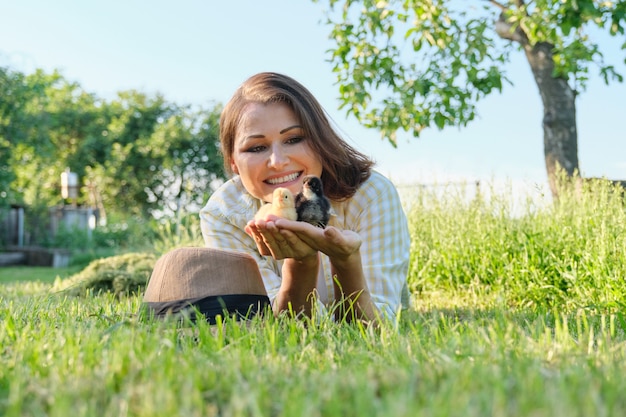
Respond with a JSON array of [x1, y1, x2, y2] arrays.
[[295, 175, 331, 228]]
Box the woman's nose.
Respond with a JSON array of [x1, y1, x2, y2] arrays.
[[268, 144, 288, 168]]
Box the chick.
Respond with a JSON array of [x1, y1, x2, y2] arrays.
[[254, 187, 298, 221], [295, 175, 331, 228]]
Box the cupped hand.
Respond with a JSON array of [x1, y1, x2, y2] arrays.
[[245, 216, 361, 262], [245, 216, 318, 260]]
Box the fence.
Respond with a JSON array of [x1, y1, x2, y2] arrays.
[[394, 179, 553, 216], [1, 205, 96, 267], [0, 204, 24, 248]]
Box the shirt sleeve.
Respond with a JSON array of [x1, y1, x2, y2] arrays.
[[348, 172, 411, 318]]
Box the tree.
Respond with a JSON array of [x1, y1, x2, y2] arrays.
[[1, 66, 226, 244], [315, 0, 626, 197], [0, 68, 103, 207], [85, 91, 225, 219], [0, 67, 25, 206], [134, 103, 224, 219], [0, 68, 109, 244]]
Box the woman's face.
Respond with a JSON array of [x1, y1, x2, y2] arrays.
[[230, 102, 323, 202]]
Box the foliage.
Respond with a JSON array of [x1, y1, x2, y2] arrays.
[[89, 91, 223, 218], [90, 213, 158, 251], [407, 176, 626, 310], [0, 65, 225, 244], [151, 212, 205, 256], [47, 223, 93, 251], [0, 67, 27, 205], [3, 69, 103, 208], [67, 248, 120, 269], [50, 252, 156, 297], [35, 211, 157, 261], [45, 212, 203, 297], [315, 0, 626, 144], [505, 0, 625, 85], [1, 209, 211, 291]]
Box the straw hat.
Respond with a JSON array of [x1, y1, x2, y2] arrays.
[[143, 247, 270, 323]]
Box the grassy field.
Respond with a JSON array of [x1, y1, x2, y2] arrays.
[[1, 179, 625, 417], [0, 266, 82, 284]]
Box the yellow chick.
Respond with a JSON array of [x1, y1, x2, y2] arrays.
[[254, 187, 297, 221]]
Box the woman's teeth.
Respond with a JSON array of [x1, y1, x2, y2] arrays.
[[266, 172, 300, 185]]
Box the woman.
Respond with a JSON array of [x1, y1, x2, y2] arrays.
[[200, 72, 410, 322]]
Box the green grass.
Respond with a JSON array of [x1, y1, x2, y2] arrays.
[[1, 178, 626, 416], [407, 178, 626, 310], [0, 266, 82, 284]]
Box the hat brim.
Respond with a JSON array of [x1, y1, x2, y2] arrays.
[[142, 247, 270, 323], [143, 293, 271, 323]]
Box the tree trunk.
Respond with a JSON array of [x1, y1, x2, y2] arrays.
[[523, 42, 579, 198]]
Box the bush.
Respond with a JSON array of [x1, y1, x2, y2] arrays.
[[50, 252, 157, 297], [91, 215, 158, 250], [47, 223, 91, 250], [151, 212, 204, 255]]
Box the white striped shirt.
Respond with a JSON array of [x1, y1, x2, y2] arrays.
[[199, 170, 411, 318]]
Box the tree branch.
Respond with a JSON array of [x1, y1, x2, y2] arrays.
[[491, 1, 530, 47], [487, 0, 507, 12]]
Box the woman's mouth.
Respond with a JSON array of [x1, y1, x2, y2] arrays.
[[265, 172, 302, 185]]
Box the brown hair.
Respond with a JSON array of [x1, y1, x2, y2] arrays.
[[219, 72, 374, 200]]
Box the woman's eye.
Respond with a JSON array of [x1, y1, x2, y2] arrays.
[[286, 136, 304, 145], [244, 145, 266, 153]]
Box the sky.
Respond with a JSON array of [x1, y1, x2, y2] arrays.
[[1, 0, 624, 197]]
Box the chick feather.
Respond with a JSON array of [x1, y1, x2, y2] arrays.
[[295, 175, 331, 228], [254, 187, 298, 221]]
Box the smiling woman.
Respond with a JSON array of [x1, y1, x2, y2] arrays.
[[197, 72, 411, 324], [228, 101, 323, 203]]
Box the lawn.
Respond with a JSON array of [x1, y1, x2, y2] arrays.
[[1, 179, 625, 417], [0, 265, 82, 284]]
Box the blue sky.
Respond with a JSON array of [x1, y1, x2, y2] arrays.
[[1, 0, 624, 190]]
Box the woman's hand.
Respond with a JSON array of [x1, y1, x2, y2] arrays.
[[247, 217, 376, 323], [245, 216, 318, 260], [245, 217, 361, 262]]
